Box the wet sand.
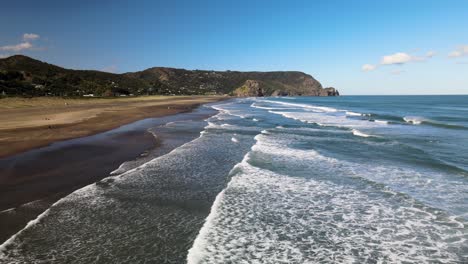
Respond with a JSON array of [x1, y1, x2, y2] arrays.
[[0, 130, 158, 243], [0, 97, 224, 243]]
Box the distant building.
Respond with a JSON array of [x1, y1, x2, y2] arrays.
[[83, 94, 94, 97]]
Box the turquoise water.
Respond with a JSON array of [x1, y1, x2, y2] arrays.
[[1, 96, 467, 263]]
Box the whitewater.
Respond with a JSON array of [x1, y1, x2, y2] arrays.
[[1, 96, 467, 263]]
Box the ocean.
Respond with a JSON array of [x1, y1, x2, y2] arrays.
[[1, 95, 467, 263]]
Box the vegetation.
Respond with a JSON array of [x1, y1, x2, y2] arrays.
[[0, 56, 153, 97], [0, 55, 333, 97]]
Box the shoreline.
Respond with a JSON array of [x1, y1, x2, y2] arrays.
[[0, 97, 225, 243], [0, 96, 226, 158]]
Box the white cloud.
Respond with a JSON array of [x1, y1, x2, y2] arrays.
[[23, 33, 40, 41], [363, 50, 436, 71], [380, 51, 435, 65], [0, 42, 33, 52], [362, 64, 377, 72], [381, 52, 414, 65], [448, 45, 468, 58], [0, 33, 42, 53]]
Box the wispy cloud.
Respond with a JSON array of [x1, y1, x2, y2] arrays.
[[448, 45, 468, 58], [0, 33, 41, 53], [381, 52, 429, 65], [381, 52, 414, 65], [363, 50, 435, 72], [362, 64, 377, 72], [23, 33, 40, 41], [0, 42, 33, 52]]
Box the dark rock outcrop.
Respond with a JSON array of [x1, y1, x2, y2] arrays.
[[320, 87, 340, 96]]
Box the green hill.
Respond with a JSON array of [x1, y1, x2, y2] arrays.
[[0, 55, 339, 97], [0, 55, 151, 97]]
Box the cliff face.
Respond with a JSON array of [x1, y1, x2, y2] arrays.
[[0, 55, 339, 97], [320, 87, 340, 96]]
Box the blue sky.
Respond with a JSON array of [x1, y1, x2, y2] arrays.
[[1, 0, 467, 94]]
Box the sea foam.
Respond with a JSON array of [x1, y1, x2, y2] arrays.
[[352, 129, 373, 138], [186, 127, 467, 263], [403, 116, 424, 125]]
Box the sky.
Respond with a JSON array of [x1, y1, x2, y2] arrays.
[[1, 0, 467, 95]]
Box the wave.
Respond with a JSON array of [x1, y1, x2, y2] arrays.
[[426, 121, 468, 130], [187, 150, 252, 264], [352, 129, 374, 138], [187, 188, 227, 264], [211, 104, 247, 119], [187, 130, 267, 263], [0, 114, 221, 257], [252, 130, 468, 215], [185, 142, 467, 263], [373, 119, 389, 124], [269, 105, 468, 134], [357, 113, 468, 130], [250, 102, 304, 111], [346, 111, 363, 116], [185, 98, 466, 262], [366, 113, 404, 123], [0, 196, 67, 257], [403, 116, 468, 130], [403, 116, 424, 125], [249, 102, 277, 110], [260, 100, 339, 113], [268, 110, 387, 130]]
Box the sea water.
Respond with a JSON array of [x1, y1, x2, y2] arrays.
[[1, 96, 467, 263]]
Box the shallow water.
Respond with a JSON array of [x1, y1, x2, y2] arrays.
[[1, 96, 468, 263]]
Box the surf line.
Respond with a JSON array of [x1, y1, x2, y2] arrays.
[[0, 116, 216, 258], [187, 130, 267, 263]]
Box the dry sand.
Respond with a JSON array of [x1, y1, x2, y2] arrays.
[[0, 96, 225, 158]]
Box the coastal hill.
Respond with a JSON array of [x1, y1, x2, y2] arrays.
[[0, 55, 339, 97]]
